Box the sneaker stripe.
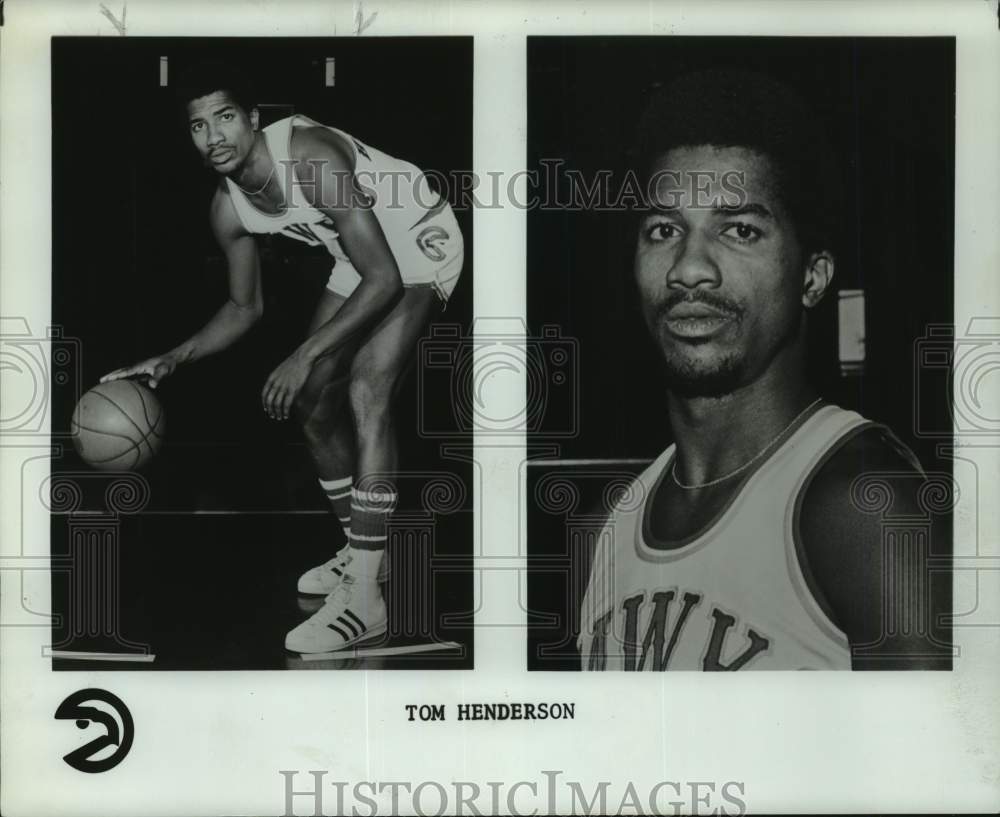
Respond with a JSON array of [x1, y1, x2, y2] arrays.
[[331, 567, 343, 577], [326, 622, 351, 640], [343, 609, 366, 632], [336, 615, 360, 638]]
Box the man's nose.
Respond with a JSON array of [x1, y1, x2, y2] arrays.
[[206, 124, 224, 146], [665, 231, 721, 289]]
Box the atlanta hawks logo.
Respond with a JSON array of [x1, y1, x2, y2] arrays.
[[416, 225, 450, 261], [55, 688, 134, 772]]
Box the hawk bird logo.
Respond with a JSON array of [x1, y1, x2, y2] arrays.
[[416, 225, 450, 261], [55, 688, 134, 773]]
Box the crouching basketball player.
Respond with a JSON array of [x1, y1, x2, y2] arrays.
[[102, 62, 463, 653], [578, 69, 951, 671]]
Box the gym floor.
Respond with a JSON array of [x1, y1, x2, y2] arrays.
[[50, 467, 473, 671]]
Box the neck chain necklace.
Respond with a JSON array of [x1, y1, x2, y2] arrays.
[[670, 397, 823, 490], [235, 165, 274, 196], [235, 137, 276, 197]]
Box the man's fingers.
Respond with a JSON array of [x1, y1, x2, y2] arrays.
[[262, 380, 277, 418], [262, 376, 298, 421], [101, 363, 154, 384]]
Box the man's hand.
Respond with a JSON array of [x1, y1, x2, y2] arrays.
[[262, 350, 314, 421], [100, 354, 178, 389]]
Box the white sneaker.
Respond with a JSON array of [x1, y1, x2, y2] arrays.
[[285, 582, 388, 654], [297, 546, 388, 595]]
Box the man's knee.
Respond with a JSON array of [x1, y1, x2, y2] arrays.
[[295, 374, 349, 441]]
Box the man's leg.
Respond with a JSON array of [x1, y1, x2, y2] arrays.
[[342, 286, 439, 582], [285, 286, 439, 652], [296, 289, 354, 480], [350, 287, 439, 477], [292, 289, 361, 595]]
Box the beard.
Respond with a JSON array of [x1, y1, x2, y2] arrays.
[[656, 339, 748, 398], [646, 290, 748, 397], [649, 306, 805, 399]]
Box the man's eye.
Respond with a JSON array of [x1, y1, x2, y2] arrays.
[[221, 113, 234, 121], [722, 222, 763, 243], [190, 122, 204, 133], [644, 222, 681, 242]]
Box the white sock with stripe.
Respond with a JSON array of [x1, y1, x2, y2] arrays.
[[346, 486, 397, 584], [318, 476, 353, 540]]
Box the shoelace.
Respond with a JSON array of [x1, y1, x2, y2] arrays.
[[316, 584, 356, 620], [323, 548, 352, 572]]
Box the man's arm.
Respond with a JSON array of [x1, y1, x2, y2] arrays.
[[259, 125, 405, 419], [799, 426, 952, 670], [101, 186, 263, 387], [167, 186, 264, 365], [289, 125, 403, 361]]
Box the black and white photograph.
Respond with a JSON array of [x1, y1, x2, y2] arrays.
[[1, 2, 998, 816], [527, 36, 956, 671], [48, 37, 474, 670]]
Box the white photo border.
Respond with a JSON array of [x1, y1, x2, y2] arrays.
[[1, 1, 998, 815]]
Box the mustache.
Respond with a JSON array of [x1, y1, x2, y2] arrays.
[[203, 146, 236, 170], [655, 290, 742, 319]]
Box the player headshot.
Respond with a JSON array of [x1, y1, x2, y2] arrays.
[[577, 68, 951, 671], [101, 60, 464, 655]]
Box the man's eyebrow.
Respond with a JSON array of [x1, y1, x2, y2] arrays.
[[713, 202, 775, 220], [190, 104, 235, 125]]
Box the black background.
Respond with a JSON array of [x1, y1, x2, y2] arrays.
[[526, 37, 955, 669], [51, 37, 474, 670]]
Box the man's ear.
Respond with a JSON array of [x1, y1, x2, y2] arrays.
[[250, 107, 260, 131], [802, 251, 835, 308]]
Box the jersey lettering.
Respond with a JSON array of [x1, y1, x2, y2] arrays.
[[587, 610, 613, 671], [353, 139, 371, 160], [701, 609, 770, 671], [281, 215, 337, 246], [636, 591, 702, 671], [612, 592, 770, 671], [283, 223, 321, 244]]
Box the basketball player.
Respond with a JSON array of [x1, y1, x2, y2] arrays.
[[578, 69, 951, 671], [102, 62, 463, 653]]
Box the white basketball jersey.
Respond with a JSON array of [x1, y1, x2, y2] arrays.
[[224, 115, 445, 269], [579, 404, 875, 671]]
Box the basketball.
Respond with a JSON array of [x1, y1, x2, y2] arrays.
[[71, 380, 165, 471]]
